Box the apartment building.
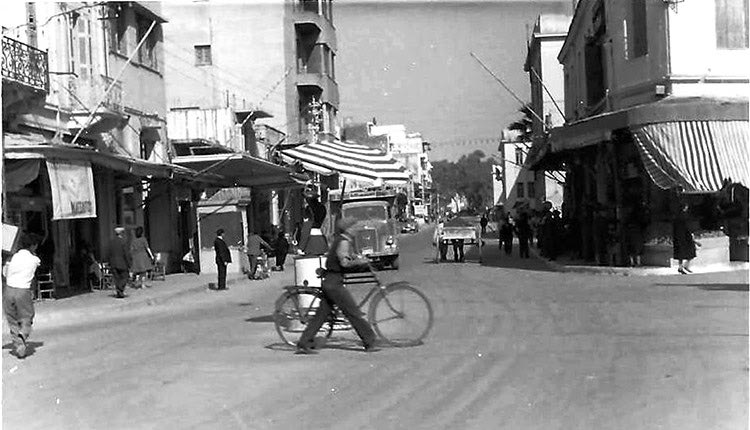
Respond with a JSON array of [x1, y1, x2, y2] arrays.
[[1, 2, 213, 293], [547, 0, 749, 265]]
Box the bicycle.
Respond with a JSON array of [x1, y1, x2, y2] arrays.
[[273, 269, 433, 348]]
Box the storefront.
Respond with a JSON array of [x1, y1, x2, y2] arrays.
[[546, 96, 749, 266]]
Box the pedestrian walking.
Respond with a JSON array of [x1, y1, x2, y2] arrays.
[[214, 228, 231, 290], [273, 231, 290, 270], [673, 203, 697, 274], [107, 227, 131, 298], [624, 204, 647, 267], [295, 217, 380, 354], [246, 230, 272, 280], [433, 218, 448, 261], [480, 214, 488, 235], [130, 226, 154, 289], [547, 210, 563, 261], [2, 232, 42, 359], [499, 216, 514, 255], [451, 239, 465, 262], [515, 213, 532, 258]]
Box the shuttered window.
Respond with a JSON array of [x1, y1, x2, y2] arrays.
[[716, 0, 749, 49], [195, 45, 212, 66]]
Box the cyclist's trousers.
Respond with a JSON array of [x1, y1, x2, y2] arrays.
[[298, 273, 377, 348]]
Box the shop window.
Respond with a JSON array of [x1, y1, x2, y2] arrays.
[[716, 0, 749, 49], [515, 147, 524, 166], [195, 45, 212, 66]]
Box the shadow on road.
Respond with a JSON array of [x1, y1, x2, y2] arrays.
[[652, 283, 749, 292], [479, 240, 557, 273], [3, 341, 44, 358], [246, 314, 275, 323]]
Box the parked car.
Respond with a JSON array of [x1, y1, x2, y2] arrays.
[[401, 218, 419, 233]]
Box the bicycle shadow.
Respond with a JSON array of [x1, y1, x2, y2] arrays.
[[245, 314, 275, 323]]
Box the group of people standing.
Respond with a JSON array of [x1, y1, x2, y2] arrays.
[[213, 228, 292, 290], [107, 226, 156, 299]]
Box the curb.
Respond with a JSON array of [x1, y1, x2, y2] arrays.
[[32, 274, 250, 328], [528, 246, 749, 276]]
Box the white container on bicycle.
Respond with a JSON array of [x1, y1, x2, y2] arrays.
[[294, 255, 327, 309]]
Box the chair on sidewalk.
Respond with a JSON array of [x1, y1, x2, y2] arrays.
[[92, 263, 114, 290], [35, 269, 55, 300], [150, 252, 167, 281]]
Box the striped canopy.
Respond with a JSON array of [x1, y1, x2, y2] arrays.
[[632, 120, 749, 193], [279, 138, 411, 185]]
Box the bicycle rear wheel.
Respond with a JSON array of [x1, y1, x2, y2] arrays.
[[368, 283, 433, 347], [273, 288, 333, 347]]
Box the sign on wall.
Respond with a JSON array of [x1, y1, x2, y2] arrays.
[[492, 164, 505, 205], [46, 159, 97, 220]]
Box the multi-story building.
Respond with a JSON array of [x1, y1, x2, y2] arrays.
[[522, 14, 570, 211], [2, 2, 207, 291], [161, 0, 340, 145], [547, 0, 749, 265]]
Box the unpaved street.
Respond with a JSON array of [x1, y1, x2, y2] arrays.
[[3, 229, 748, 430]]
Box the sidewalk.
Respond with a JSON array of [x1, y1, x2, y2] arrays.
[[27, 269, 292, 329], [480, 234, 749, 276]]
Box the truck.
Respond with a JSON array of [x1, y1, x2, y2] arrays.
[[327, 187, 401, 270]]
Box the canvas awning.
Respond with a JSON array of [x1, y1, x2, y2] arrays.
[[172, 153, 306, 189], [279, 138, 411, 185], [632, 120, 749, 193]]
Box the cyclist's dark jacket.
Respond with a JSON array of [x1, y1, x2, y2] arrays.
[[325, 232, 363, 274]]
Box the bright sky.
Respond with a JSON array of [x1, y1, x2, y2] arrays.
[[335, 0, 573, 161]]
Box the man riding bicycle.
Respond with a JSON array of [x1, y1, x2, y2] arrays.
[[296, 216, 381, 354]]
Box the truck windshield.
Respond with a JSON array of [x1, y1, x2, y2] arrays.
[[344, 206, 388, 221]]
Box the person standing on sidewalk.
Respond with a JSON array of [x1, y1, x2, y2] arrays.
[[515, 213, 532, 259], [214, 229, 232, 290], [130, 226, 154, 289], [2, 232, 42, 359], [499, 216, 514, 256], [673, 202, 697, 274], [295, 217, 380, 354], [107, 227, 131, 298], [272, 231, 290, 271], [246, 230, 271, 280], [480, 214, 488, 235]]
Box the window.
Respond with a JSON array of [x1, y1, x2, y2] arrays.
[[628, 0, 648, 58], [515, 147, 524, 166], [516, 184, 525, 198], [74, 14, 93, 79], [716, 0, 749, 49], [136, 15, 158, 70], [195, 45, 212, 66], [527, 182, 536, 198], [109, 5, 127, 55]]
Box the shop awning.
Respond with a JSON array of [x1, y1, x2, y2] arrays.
[[549, 96, 748, 153], [632, 120, 749, 193], [3, 139, 197, 180], [279, 138, 411, 185], [172, 153, 306, 189]]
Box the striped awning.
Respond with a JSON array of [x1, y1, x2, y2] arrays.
[[279, 138, 411, 185], [632, 120, 749, 193]]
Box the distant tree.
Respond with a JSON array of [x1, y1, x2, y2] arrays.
[[507, 104, 535, 143], [432, 150, 496, 213]]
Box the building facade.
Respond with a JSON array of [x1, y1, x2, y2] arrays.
[[548, 0, 749, 266], [2, 2, 205, 292]]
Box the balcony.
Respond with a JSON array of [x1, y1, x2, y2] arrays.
[[67, 75, 127, 134], [2, 36, 49, 92], [293, 0, 336, 43], [2, 36, 49, 118], [297, 72, 338, 107]]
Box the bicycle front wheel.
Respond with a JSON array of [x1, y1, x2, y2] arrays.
[[368, 283, 433, 347], [273, 288, 332, 347]]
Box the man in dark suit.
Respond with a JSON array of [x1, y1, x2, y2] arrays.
[[214, 228, 231, 290], [107, 227, 131, 299]]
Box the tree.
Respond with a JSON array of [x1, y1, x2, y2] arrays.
[[507, 104, 534, 143], [432, 150, 496, 213]]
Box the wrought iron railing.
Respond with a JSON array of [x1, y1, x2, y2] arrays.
[[1, 36, 49, 93]]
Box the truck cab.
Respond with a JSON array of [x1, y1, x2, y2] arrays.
[[328, 188, 401, 269]]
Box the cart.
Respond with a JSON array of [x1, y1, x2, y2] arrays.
[[433, 222, 483, 263]]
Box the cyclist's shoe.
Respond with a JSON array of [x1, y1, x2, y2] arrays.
[[295, 344, 318, 355], [15, 333, 27, 359], [363, 340, 383, 352]]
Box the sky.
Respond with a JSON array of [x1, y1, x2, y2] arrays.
[[335, 0, 573, 161]]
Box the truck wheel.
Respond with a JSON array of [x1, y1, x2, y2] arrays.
[[391, 256, 400, 270]]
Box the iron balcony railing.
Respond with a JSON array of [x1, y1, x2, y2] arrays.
[[1, 36, 49, 93]]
